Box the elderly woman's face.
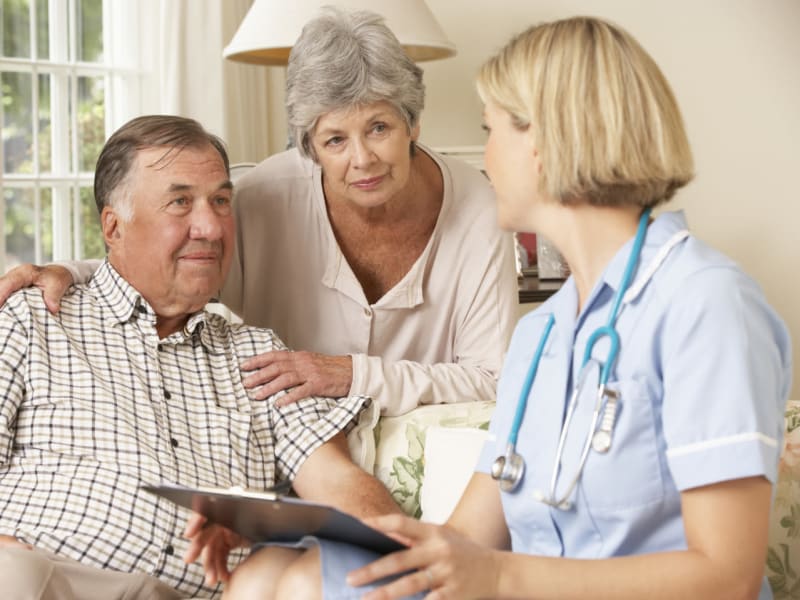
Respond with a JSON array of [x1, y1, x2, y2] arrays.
[[311, 101, 419, 209]]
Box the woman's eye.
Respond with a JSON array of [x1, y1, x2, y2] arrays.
[[372, 123, 387, 134], [325, 136, 344, 147]]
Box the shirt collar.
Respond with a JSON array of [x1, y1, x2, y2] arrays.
[[89, 259, 208, 339], [540, 210, 690, 345], [588, 209, 690, 310], [317, 142, 446, 309]]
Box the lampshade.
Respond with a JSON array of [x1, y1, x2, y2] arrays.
[[223, 0, 456, 65]]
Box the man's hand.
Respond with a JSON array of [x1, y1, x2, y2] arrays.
[[0, 534, 33, 550], [241, 351, 353, 406], [0, 263, 73, 314], [183, 513, 249, 586]]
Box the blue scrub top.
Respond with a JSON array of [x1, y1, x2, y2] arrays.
[[477, 211, 792, 599]]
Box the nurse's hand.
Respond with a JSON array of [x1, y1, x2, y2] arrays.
[[0, 263, 73, 313], [241, 351, 353, 406], [346, 514, 503, 600]]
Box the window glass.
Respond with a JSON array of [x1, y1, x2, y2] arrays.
[[78, 186, 103, 259], [77, 0, 103, 63], [77, 74, 104, 172], [37, 71, 51, 172], [1, 70, 33, 174], [3, 187, 35, 268], [39, 187, 53, 262], [1, 0, 31, 58], [35, 0, 48, 59]]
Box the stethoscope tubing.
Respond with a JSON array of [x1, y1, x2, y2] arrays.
[[494, 207, 653, 500]]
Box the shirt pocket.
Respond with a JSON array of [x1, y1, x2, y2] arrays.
[[577, 377, 665, 511], [186, 369, 256, 486]]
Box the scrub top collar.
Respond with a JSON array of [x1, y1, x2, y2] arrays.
[[540, 210, 691, 350]]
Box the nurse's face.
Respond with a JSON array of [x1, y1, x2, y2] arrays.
[[482, 101, 543, 232]]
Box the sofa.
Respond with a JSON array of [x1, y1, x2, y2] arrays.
[[368, 399, 800, 598]]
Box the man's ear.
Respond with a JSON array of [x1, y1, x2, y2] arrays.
[[101, 206, 121, 248]]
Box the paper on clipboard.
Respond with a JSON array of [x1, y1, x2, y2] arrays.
[[142, 483, 405, 555]]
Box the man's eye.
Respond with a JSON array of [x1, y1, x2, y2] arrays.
[[171, 197, 189, 206], [213, 196, 230, 206]]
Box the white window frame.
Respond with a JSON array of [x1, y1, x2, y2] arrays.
[[0, 0, 144, 273]]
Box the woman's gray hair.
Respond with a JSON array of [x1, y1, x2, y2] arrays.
[[286, 6, 425, 160]]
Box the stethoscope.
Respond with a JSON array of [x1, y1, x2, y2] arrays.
[[491, 208, 652, 509]]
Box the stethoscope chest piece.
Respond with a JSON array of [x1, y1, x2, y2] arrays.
[[491, 444, 525, 492]]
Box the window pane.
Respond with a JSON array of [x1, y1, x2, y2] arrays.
[[37, 72, 51, 172], [1, 0, 30, 58], [35, 0, 48, 59], [77, 0, 102, 63], [4, 186, 30, 268], [1, 70, 33, 174], [39, 186, 53, 262], [77, 74, 104, 172], [78, 186, 103, 259]]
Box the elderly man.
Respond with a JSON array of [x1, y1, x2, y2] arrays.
[[0, 115, 399, 600]]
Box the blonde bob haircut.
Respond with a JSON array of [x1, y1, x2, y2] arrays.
[[476, 16, 694, 208]]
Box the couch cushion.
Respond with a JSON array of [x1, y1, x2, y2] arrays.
[[767, 400, 800, 599], [372, 401, 495, 518]]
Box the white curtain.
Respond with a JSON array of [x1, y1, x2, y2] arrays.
[[135, 0, 273, 164]]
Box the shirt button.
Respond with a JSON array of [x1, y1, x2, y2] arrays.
[[157, 344, 164, 351], [363, 307, 372, 317], [164, 390, 171, 400], [164, 544, 175, 555], [137, 305, 146, 313], [170, 438, 179, 448]]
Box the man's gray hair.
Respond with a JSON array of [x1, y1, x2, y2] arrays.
[[286, 7, 425, 160]]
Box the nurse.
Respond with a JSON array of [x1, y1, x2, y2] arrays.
[[344, 15, 792, 600]]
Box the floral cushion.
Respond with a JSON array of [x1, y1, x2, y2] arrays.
[[372, 401, 495, 518], [767, 400, 800, 599]]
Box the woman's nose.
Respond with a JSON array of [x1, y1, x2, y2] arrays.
[[350, 138, 376, 167]]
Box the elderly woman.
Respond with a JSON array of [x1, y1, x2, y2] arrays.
[[222, 15, 791, 600], [0, 8, 517, 417]]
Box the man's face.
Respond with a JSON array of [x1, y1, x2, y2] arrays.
[[103, 144, 234, 323]]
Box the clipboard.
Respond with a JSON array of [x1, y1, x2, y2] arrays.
[[142, 484, 405, 554]]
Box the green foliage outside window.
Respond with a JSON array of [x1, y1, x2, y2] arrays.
[[2, 0, 106, 267]]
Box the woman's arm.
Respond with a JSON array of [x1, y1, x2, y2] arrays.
[[0, 260, 99, 312], [350, 476, 771, 600]]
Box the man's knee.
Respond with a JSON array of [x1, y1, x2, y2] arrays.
[[0, 547, 68, 599], [275, 546, 321, 600], [224, 546, 303, 600]]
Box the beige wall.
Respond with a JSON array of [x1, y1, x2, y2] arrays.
[[420, 0, 799, 399], [264, 0, 799, 398]]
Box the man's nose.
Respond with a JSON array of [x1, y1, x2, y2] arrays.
[[189, 199, 226, 240]]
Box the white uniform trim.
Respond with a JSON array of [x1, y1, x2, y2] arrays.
[[667, 432, 778, 458], [623, 229, 690, 304]]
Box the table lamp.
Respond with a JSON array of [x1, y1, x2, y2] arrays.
[[223, 0, 456, 65]]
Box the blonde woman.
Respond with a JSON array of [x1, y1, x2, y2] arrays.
[[339, 16, 790, 600]]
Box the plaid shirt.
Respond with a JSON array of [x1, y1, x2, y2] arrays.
[[0, 260, 369, 598]]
